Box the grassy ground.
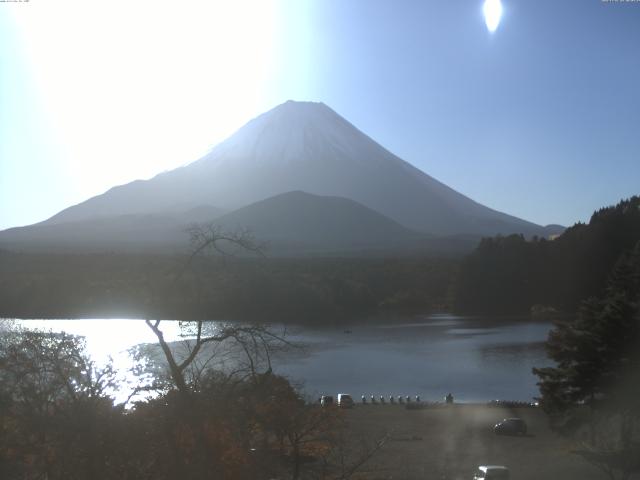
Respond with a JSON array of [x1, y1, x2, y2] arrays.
[[342, 404, 603, 480]]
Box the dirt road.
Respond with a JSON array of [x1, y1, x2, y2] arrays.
[[343, 404, 603, 480]]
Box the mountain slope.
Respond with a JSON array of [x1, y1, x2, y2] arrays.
[[0, 205, 225, 253], [0, 192, 433, 255], [41, 100, 552, 237], [0, 214, 187, 252]]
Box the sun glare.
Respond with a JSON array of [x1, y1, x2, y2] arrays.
[[483, 0, 503, 33], [9, 1, 278, 198]]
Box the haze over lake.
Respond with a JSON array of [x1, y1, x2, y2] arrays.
[[14, 315, 552, 404]]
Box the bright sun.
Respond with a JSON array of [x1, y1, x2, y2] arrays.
[[9, 1, 279, 198], [483, 0, 503, 33]]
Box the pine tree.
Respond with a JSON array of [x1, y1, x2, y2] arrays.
[[533, 241, 640, 414], [533, 242, 640, 480]]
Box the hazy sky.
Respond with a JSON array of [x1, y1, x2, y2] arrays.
[[1, 0, 639, 231]]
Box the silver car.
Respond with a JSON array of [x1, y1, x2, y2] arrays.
[[337, 393, 354, 408], [473, 465, 510, 480]]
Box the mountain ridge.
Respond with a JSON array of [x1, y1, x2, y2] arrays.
[[8, 100, 561, 247]]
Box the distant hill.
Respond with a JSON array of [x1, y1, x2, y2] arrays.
[[540, 224, 566, 238], [213, 191, 426, 255]]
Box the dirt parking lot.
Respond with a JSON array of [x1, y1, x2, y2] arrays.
[[342, 404, 603, 480]]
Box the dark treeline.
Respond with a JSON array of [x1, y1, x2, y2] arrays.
[[0, 253, 457, 323], [454, 196, 640, 315]]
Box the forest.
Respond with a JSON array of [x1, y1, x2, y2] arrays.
[[454, 196, 640, 315], [0, 252, 456, 323]]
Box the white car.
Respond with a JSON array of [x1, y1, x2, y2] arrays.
[[473, 465, 510, 480]]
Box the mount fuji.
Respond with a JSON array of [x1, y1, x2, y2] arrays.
[[0, 101, 562, 254]]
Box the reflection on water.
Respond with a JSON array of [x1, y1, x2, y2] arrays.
[[11, 319, 190, 404], [11, 315, 553, 404]]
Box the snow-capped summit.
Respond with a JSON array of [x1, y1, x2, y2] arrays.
[[196, 100, 399, 170]]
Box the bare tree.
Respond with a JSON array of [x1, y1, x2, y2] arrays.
[[144, 223, 285, 397], [185, 223, 265, 261], [144, 319, 288, 397], [140, 224, 388, 479]]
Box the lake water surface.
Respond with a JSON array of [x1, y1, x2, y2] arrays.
[[11, 314, 552, 404]]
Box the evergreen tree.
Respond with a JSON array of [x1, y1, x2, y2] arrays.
[[533, 242, 640, 480], [533, 241, 640, 414]]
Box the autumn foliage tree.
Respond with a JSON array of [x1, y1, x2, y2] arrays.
[[0, 328, 119, 480]]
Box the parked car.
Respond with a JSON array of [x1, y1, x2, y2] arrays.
[[320, 395, 334, 406], [337, 393, 354, 408], [473, 465, 510, 479], [493, 417, 527, 435]]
